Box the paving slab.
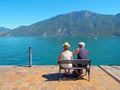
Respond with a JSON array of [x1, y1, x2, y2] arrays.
[[0, 65, 119, 90]]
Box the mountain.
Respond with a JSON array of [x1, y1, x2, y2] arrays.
[[0, 27, 11, 36], [7, 10, 120, 36], [0, 27, 11, 33]]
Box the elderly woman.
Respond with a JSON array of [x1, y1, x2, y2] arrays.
[[58, 42, 73, 74]]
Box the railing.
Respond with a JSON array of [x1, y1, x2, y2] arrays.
[[29, 47, 32, 67], [0, 47, 32, 67], [0, 47, 57, 67], [0, 47, 119, 67]]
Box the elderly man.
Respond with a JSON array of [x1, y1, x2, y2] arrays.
[[73, 42, 89, 78], [73, 42, 88, 59]]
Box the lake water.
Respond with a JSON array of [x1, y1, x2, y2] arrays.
[[0, 36, 120, 65]]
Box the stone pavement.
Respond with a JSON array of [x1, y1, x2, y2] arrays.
[[0, 65, 120, 90], [99, 65, 120, 82]]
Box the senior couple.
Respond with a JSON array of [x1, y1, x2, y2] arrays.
[[58, 42, 89, 77]]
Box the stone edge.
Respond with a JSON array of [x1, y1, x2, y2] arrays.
[[99, 65, 120, 83]]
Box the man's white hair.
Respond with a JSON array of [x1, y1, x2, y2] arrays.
[[79, 42, 85, 47]]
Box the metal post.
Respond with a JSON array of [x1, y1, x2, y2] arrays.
[[29, 47, 32, 67]]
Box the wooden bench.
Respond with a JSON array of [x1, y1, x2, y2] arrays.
[[58, 59, 91, 81]]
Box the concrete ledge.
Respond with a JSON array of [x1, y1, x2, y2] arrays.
[[99, 65, 120, 83]]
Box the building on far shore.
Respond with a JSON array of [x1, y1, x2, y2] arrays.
[[0, 33, 4, 36]]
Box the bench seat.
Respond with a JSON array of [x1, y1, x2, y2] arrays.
[[58, 59, 91, 81]]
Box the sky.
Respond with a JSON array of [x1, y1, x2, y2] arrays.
[[0, 0, 120, 29]]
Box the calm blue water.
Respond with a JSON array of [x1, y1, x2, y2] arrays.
[[0, 36, 120, 65]]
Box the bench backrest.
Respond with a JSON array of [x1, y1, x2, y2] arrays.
[[59, 59, 91, 66]]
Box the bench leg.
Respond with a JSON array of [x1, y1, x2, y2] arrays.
[[59, 68, 61, 81], [88, 69, 90, 81]]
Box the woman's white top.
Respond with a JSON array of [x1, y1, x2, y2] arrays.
[[61, 51, 73, 68]]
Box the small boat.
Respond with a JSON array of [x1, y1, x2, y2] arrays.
[[94, 37, 98, 39], [44, 36, 47, 38]]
